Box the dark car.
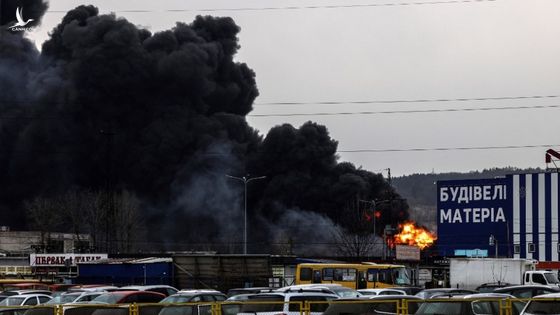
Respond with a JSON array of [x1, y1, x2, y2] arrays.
[[322, 295, 423, 315], [476, 282, 513, 293], [415, 294, 523, 315], [394, 286, 423, 295], [90, 291, 166, 304], [62, 291, 166, 315], [160, 290, 226, 303], [415, 288, 477, 299], [226, 287, 275, 297], [493, 285, 560, 298], [118, 285, 179, 297]]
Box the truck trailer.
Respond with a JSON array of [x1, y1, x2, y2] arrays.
[[449, 258, 556, 290]]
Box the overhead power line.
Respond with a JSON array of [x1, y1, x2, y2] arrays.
[[255, 94, 560, 106], [337, 144, 560, 153], [248, 104, 560, 117], [47, 0, 497, 13]]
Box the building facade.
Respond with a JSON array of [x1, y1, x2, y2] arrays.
[[437, 172, 560, 264]]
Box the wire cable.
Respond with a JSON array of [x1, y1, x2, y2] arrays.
[[248, 104, 560, 117], [46, 0, 498, 14], [255, 94, 560, 106], [337, 144, 560, 153]]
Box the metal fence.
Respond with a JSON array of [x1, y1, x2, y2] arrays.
[[1, 297, 560, 315]]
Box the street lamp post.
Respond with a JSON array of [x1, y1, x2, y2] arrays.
[[226, 174, 266, 254]]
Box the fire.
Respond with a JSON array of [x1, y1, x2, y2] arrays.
[[392, 221, 436, 250]]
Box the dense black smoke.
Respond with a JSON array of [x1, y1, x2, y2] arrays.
[[0, 4, 409, 256]]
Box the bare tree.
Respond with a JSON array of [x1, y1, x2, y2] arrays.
[[24, 196, 63, 252], [333, 198, 381, 258], [114, 190, 143, 253]]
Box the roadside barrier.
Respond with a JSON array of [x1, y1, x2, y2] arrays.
[[1, 296, 559, 315]]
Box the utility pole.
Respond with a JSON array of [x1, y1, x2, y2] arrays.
[[226, 174, 266, 254], [100, 128, 116, 254]]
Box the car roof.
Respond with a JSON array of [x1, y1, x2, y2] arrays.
[[358, 288, 406, 292], [121, 285, 177, 290], [249, 291, 339, 299], [367, 294, 422, 300], [177, 289, 223, 293], [494, 284, 560, 291], [462, 293, 515, 299], [533, 292, 560, 298]]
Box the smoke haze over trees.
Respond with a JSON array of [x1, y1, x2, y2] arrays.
[[0, 1, 409, 255]]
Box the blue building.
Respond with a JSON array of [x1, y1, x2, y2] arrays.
[[437, 172, 560, 264]]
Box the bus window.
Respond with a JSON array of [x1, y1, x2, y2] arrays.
[[367, 269, 378, 282], [313, 270, 321, 283], [378, 270, 391, 283], [323, 268, 334, 281], [393, 267, 411, 285], [333, 269, 343, 281], [299, 268, 312, 281], [337, 268, 356, 281]]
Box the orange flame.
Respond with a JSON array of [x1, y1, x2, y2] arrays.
[[392, 221, 437, 250]]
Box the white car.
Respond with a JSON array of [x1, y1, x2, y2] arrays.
[[0, 294, 52, 306], [357, 288, 407, 296], [45, 291, 105, 304], [276, 284, 362, 298], [520, 292, 560, 315], [236, 290, 338, 315]]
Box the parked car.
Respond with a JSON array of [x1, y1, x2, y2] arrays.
[[225, 293, 254, 301], [45, 291, 105, 304], [392, 286, 423, 295], [322, 295, 423, 315], [160, 290, 227, 303], [357, 288, 407, 296], [119, 285, 178, 297], [415, 288, 477, 299], [276, 284, 362, 298], [0, 294, 52, 306], [67, 285, 120, 293], [493, 285, 560, 298], [89, 291, 166, 304], [476, 282, 513, 293], [415, 293, 523, 315], [520, 292, 560, 315], [235, 290, 339, 315], [157, 291, 225, 315], [226, 287, 275, 297], [1, 291, 52, 297]]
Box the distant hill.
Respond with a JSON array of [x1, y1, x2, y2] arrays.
[[392, 167, 543, 231]]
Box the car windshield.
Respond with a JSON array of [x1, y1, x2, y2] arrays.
[[524, 300, 560, 315], [0, 297, 25, 306], [92, 293, 125, 304], [161, 295, 193, 303], [60, 294, 80, 303], [417, 302, 463, 315], [328, 287, 360, 298], [544, 273, 560, 284]]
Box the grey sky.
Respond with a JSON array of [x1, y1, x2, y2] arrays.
[[26, 0, 560, 176]]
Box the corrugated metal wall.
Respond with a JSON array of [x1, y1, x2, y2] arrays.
[[172, 254, 272, 292]]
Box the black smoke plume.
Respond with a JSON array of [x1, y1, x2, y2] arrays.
[[0, 4, 409, 256]]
